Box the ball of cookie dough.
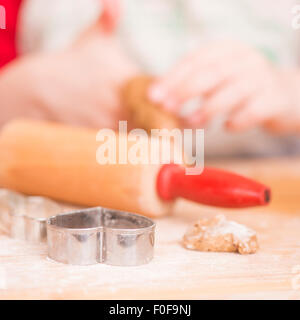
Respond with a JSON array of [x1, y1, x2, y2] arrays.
[[122, 75, 180, 132], [182, 215, 258, 254]]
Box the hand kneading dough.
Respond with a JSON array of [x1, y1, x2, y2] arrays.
[[122, 75, 180, 131], [182, 215, 258, 254]]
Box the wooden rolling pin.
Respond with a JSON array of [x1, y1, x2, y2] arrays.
[[0, 120, 270, 217]]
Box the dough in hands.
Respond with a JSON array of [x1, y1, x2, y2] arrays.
[[182, 215, 258, 254], [122, 75, 180, 131]]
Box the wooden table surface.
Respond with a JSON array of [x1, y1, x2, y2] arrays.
[[0, 157, 300, 300]]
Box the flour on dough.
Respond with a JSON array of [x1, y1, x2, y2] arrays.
[[182, 215, 258, 254]]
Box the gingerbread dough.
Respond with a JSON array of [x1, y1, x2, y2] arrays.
[[182, 215, 258, 254], [122, 75, 180, 131]]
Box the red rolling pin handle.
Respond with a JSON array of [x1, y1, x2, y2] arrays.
[[157, 164, 271, 208]]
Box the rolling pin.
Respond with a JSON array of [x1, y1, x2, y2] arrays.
[[0, 120, 270, 217]]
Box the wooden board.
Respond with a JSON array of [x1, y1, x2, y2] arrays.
[[0, 157, 300, 300]]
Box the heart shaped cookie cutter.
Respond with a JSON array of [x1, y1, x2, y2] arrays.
[[47, 207, 155, 266], [0, 189, 155, 266]]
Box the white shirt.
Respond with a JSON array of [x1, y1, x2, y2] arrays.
[[18, 0, 300, 157]]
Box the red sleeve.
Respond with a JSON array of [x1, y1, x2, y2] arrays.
[[0, 0, 22, 68]]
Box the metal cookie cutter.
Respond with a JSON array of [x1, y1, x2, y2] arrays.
[[0, 189, 63, 243], [47, 207, 155, 266]]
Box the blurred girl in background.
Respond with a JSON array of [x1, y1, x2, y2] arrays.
[[0, 0, 300, 157]]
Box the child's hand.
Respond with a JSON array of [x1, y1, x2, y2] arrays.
[[0, 4, 138, 129], [148, 40, 300, 133], [31, 30, 138, 129]]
